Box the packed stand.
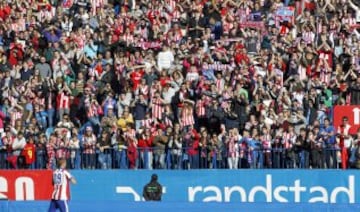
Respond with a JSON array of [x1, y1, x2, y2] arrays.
[[0, 0, 360, 170]]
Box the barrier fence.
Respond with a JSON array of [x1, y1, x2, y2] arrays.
[[0, 146, 353, 170]]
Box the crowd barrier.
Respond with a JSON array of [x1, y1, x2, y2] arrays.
[[0, 170, 359, 204], [0, 146, 349, 170]]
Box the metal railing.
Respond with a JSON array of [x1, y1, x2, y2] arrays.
[[0, 146, 355, 170]]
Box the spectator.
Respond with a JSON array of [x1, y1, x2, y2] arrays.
[[112, 128, 127, 169], [21, 136, 36, 169], [97, 131, 112, 169], [82, 126, 96, 169], [153, 127, 169, 169]]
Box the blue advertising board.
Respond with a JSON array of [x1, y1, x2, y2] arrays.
[[70, 170, 359, 204]]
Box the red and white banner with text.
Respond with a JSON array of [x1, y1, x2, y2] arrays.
[[0, 170, 53, 200]]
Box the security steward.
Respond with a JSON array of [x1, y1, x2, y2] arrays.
[[143, 174, 162, 201]]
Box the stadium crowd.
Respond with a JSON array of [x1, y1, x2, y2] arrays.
[[0, 0, 360, 170]]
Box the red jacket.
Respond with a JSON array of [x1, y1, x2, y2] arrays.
[[188, 129, 200, 156], [138, 137, 153, 152], [127, 141, 138, 168]]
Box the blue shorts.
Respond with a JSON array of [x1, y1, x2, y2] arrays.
[[48, 200, 69, 212]]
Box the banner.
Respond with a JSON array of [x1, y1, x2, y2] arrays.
[[0, 170, 53, 200], [275, 7, 295, 26], [134, 41, 162, 50], [239, 21, 266, 31], [1, 170, 359, 203], [333, 105, 360, 134]]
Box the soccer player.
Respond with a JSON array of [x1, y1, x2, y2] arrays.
[[48, 159, 77, 212]]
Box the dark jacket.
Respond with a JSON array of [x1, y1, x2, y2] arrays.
[[350, 82, 360, 105], [143, 179, 162, 201]]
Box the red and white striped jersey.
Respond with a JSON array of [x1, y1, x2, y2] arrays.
[[227, 137, 239, 158], [302, 31, 315, 44], [122, 33, 134, 44], [261, 134, 272, 150], [318, 51, 333, 68], [223, 21, 233, 34], [57, 92, 70, 110], [142, 118, 153, 129], [196, 99, 206, 117], [39, 8, 55, 22], [165, 0, 176, 11], [164, 116, 173, 127], [10, 23, 19, 33], [91, 0, 105, 15], [51, 169, 73, 200], [17, 18, 26, 32], [151, 98, 163, 120], [82, 134, 96, 154], [282, 132, 296, 149], [181, 106, 194, 127], [297, 65, 307, 81], [167, 29, 183, 43], [171, 8, 181, 21], [55, 137, 69, 159], [47, 142, 55, 156], [216, 78, 224, 93], [86, 103, 99, 118], [318, 66, 331, 85], [10, 110, 23, 126], [342, 17, 356, 26]]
